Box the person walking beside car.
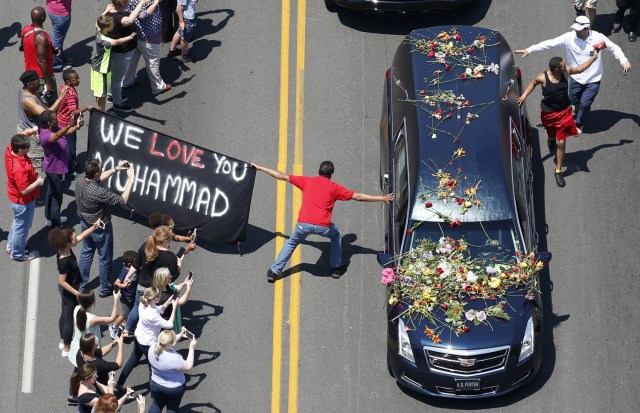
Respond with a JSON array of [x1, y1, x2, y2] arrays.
[[74, 159, 135, 295], [614, 0, 640, 42], [252, 161, 394, 281], [517, 51, 600, 187], [515, 15, 631, 134]]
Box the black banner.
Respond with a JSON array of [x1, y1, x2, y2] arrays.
[[87, 110, 256, 243]]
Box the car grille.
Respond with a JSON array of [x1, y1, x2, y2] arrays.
[[424, 345, 510, 376]]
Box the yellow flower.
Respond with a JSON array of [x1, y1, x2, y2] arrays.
[[389, 297, 398, 305], [519, 262, 528, 269], [423, 288, 432, 298], [464, 201, 472, 208], [535, 261, 544, 270], [422, 268, 432, 276], [489, 278, 501, 289], [500, 273, 507, 279]]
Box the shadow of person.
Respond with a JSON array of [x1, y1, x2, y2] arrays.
[[584, 109, 640, 134], [64, 35, 95, 67], [183, 371, 207, 391], [181, 300, 224, 337], [335, 0, 491, 35], [188, 9, 234, 61], [180, 402, 222, 413], [0, 22, 21, 52], [542, 139, 633, 177]]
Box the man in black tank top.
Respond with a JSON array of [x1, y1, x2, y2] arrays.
[[517, 51, 599, 187]]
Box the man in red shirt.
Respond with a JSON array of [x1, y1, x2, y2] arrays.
[[5, 134, 45, 261], [253, 161, 394, 281], [21, 6, 57, 105]]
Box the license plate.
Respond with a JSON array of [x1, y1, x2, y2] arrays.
[[455, 379, 480, 391]]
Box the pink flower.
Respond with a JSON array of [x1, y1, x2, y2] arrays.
[[381, 268, 395, 285]]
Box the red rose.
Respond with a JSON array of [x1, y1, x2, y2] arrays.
[[460, 74, 467, 80], [406, 229, 412, 234], [417, 45, 424, 51], [419, 90, 427, 95], [455, 34, 461, 41], [445, 65, 452, 71], [450, 295, 455, 300], [427, 51, 435, 57], [425, 202, 433, 208], [456, 197, 463, 205], [464, 326, 471, 332], [437, 268, 444, 274], [467, 48, 474, 53], [465, 286, 472, 292], [490, 294, 495, 300], [441, 304, 448, 309], [470, 295, 475, 301]]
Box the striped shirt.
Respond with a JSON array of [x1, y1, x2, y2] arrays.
[[57, 84, 77, 128]]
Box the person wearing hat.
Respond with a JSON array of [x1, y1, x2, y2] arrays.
[[18, 69, 68, 207], [515, 15, 631, 134], [4, 134, 46, 261]]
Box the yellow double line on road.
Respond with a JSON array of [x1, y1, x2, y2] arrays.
[[272, 0, 306, 412]]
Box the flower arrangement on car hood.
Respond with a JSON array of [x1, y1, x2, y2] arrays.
[[383, 237, 543, 343]]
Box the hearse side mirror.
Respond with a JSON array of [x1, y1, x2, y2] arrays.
[[535, 251, 552, 263], [377, 252, 394, 268]]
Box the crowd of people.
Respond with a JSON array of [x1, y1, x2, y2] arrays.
[[6, 2, 202, 411]]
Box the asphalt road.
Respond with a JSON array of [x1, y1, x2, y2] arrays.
[[1, 0, 639, 412]]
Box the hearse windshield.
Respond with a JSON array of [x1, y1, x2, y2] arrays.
[[407, 219, 522, 261]]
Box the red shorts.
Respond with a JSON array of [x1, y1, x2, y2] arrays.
[[541, 107, 578, 141]]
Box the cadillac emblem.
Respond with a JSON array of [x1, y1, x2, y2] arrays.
[[459, 358, 476, 367]]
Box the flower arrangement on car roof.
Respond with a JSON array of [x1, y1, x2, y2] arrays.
[[381, 28, 543, 343], [383, 237, 543, 343]]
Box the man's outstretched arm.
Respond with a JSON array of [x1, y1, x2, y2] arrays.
[[351, 192, 394, 203], [252, 163, 290, 182]]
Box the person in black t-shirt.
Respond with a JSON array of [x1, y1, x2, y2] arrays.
[[48, 220, 103, 357], [121, 225, 195, 336], [76, 332, 123, 385]]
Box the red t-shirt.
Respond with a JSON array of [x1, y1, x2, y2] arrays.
[[21, 25, 54, 78], [289, 175, 355, 227], [57, 84, 78, 128], [4, 144, 39, 204]]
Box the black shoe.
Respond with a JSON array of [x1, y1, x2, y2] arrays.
[[630, 32, 637, 42], [331, 265, 348, 279], [547, 139, 555, 151], [99, 290, 113, 298], [167, 48, 181, 58], [266, 269, 277, 283], [113, 103, 133, 113], [554, 171, 566, 188], [67, 397, 78, 406]]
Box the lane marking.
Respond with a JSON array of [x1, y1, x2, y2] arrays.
[[272, 0, 291, 411], [288, 0, 306, 411], [21, 258, 41, 393]]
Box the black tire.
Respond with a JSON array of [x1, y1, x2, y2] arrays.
[[387, 346, 394, 377], [325, 0, 339, 12]]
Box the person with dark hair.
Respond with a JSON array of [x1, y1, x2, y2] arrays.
[[148, 212, 193, 243], [20, 6, 57, 104], [111, 250, 138, 338], [5, 134, 45, 261], [121, 226, 194, 336], [74, 158, 135, 294], [77, 332, 124, 385], [48, 221, 102, 356], [515, 16, 631, 133], [45, 0, 74, 70], [58, 69, 92, 174], [517, 50, 600, 187], [70, 364, 133, 413], [148, 329, 196, 413], [116, 287, 177, 389], [252, 161, 394, 281], [39, 109, 81, 227]]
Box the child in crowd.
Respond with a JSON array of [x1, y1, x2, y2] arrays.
[[111, 250, 138, 339], [91, 7, 137, 111], [167, 0, 198, 63], [57, 69, 92, 176], [39, 110, 82, 227]]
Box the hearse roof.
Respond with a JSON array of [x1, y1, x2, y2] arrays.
[[394, 26, 517, 224]]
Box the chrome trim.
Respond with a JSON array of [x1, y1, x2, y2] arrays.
[[424, 345, 511, 376], [436, 385, 499, 397], [512, 370, 531, 386]]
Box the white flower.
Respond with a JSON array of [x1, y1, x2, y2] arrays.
[[466, 271, 478, 283], [488, 63, 499, 74], [474, 64, 484, 73], [486, 265, 497, 274], [465, 310, 475, 321], [476, 311, 487, 322], [465, 67, 472, 76], [431, 133, 437, 139], [435, 52, 445, 58], [437, 261, 452, 277], [439, 237, 447, 245]]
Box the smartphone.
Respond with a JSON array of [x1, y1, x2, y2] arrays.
[[114, 285, 120, 294], [98, 220, 106, 229], [176, 247, 186, 258], [187, 271, 193, 280], [192, 228, 197, 243], [171, 292, 179, 301], [121, 162, 130, 169], [116, 328, 123, 338], [184, 331, 195, 340]]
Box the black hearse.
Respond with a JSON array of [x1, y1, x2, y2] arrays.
[[324, 0, 471, 13], [378, 26, 549, 398]]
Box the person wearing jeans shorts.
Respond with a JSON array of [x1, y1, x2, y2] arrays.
[[167, 0, 197, 63]]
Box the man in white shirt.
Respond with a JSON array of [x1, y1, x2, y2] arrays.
[[515, 15, 632, 132]]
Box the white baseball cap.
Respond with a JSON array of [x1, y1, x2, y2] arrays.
[[571, 15, 591, 31]]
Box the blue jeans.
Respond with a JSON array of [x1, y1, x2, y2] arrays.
[[8, 201, 35, 259], [124, 287, 145, 333], [79, 220, 114, 293], [110, 50, 134, 105], [271, 222, 343, 274], [149, 380, 186, 413], [47, 12, 71, 69], [45, 173, 64, 226], [569, 78, 600, 127], [117, 338, 150, 387]]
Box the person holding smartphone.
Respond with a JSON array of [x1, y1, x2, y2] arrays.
[[153, 267, 194, 333], [121, 226, 195, 337], [148, 329, 197, 413]]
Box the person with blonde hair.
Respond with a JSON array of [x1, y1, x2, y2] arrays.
[[122, 225, 195, 337], [116, 287, 177, 389], [153, 267, 194, 333], [148, 329, 197, 413]]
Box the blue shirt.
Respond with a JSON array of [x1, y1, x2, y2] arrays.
[[127, 0, 162, 43], [148, 346, 185, 388], [117, 267, 137, 298]]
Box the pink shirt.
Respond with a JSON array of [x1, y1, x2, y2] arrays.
[[46, 0, 72, 16]]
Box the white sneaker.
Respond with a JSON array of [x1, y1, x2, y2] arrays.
[[58, 343, 64, 350], [61, 350, 69, 358], [46, 219, 52, 227]]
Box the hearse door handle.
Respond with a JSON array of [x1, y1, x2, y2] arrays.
[[502, 79, 515, 100]]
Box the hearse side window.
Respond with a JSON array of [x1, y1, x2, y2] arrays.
[[394, 124, 408, 225], [510, 118, 528, 246]]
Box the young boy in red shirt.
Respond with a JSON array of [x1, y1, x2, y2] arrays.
[[57, 69, 92, 176]]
